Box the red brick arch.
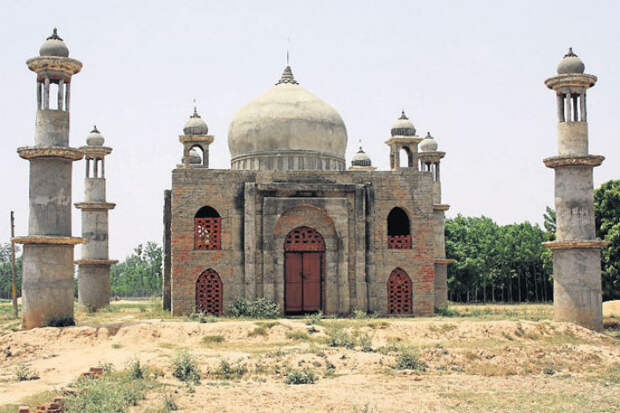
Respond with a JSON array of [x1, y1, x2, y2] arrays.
[[196, 268, 222, 315], [387, 267, 412, 314]]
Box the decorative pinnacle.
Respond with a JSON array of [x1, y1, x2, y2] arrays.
[[91, 125, 99, 133], [399, 110, 408, 120], [426, 131, 432, 138], [564, 47, 577, 57], [190, 99, 201, 118], [276, 65, 299, 85], [47, 28, 63, 41]]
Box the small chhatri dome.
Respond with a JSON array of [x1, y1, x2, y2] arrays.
[[188, 148, 202, 164], [39, 28, 69, 57], [391, 110, 416, 136], [183, 107, 209, 136], [419, 132, 438, 152], [351, 146, 371, 167], [557, 48, 585, 74], [86, 125, 105, 146]]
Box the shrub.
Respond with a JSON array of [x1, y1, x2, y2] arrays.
[[248, 326, 268, 337], [434, 306, 459, 317], [230, 298, 280, 318], [286, 330, 310, 341], [171, 351, 201, 384], [15, 363, 39, 381], [357, 332, 374, 352], [305, 311, 324, 325], [326, 327, 354, 349], [163, 393, 178, 411], [210, 359, 248, 380], [285, 368, 317, 385], [394, 348, 427, 371], [128, 359, 145, 379], [202, 334, 225, 344]]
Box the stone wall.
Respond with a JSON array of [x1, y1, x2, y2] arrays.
[[169, 167, 437, 316]]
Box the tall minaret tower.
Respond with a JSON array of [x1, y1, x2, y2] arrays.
[[14, 29, 84, 329], [75, 127, 117, 311], [417, 132, 453, 308], [543, 48, 608, 331]]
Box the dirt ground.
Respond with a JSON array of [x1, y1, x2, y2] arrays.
[[0, 301, 618, 412]]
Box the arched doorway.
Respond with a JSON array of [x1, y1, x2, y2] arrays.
[[284, 226, 325, 314], [196, 268, 223, 315], [387, 268, 412, 314]]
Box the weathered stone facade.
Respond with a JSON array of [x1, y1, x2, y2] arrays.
[[165, 67, 450, 316]]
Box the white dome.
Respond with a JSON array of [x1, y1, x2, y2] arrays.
[[86, 126, 105, 146], [39, 28, 69, 57], [557, 48, 585, 74], [419, 132, 438, 152], [183, 108, 209, 136], [227, 66, 347, 167], [351, 147, 371, 166], [391, 110, 416, 136]]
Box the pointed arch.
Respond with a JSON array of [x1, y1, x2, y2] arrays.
[[194, 206, 221, 250], [196, 268, 223, 315], [387, 207, 411, 249], [387, 268, 412, 314]]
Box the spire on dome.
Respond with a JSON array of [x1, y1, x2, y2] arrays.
[[276, 65, 299, 85], [399, 110, 408, 120], [47, 28, 63, 41], [564, 47, 577, 57]]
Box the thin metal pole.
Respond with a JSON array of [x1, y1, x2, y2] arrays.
[[10, 211, 17, 318]]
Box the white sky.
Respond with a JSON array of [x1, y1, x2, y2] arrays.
[[1, 0, 618, 261]]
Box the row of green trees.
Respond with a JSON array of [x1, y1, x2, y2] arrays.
[[110, 242, 162, 297], [446, 179, 619, 302]]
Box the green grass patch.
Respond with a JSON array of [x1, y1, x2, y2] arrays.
[[202, 334, 225, 344]]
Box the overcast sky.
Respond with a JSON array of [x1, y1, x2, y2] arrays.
[[1, 0, 618, 260]]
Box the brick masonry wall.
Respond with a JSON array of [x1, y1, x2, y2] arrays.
[[169, 167, 437, 316]]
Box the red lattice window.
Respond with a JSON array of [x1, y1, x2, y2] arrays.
[[194, 217, 221, 250], [284, 226, 326, 252], [196, 268, 222, 315], [387, 268, 412, 314], [387, 235, 412, 249]]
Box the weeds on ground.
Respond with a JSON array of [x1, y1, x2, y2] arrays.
[[64, 368, 156, 413], [46, 315, 75, 327], [162, 393, 178, 411], [285, 368, 317, 384], [208, 359, 248, 380], [0, 391, 57, 413], [435, 306, 459, 317], [201, 334, 225, 344], [15, 363, 39, 381], [230, 298, 280, 318], [393, 347, 427, 371], [305, 311, 323, 325], [352, 404, 379, 413], [171, 351, 201, 384], [286, 330, 310, 341], [358, 332, 374, 352], [326, 327, 354, 349], [128, 358, 146, 379], [187, 312, 218, 323]]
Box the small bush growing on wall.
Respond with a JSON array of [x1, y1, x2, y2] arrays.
[[230, 297, 280, 318]]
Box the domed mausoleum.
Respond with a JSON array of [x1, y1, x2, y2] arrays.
[[164, 65, 452, 317]]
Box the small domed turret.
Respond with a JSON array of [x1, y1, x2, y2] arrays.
[[391, 110, 416, 136], [188, 148, 202, 164], [86, 126, 105, 146], [39, 28, 69, 58], [557, 48, 585, 74], [419, 132, 438, 152], [351, 146, 371, 167], [183, 107, 209, 136]]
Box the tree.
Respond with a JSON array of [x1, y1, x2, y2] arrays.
[[543, 206, 556, 241], [0, 243, 22, 299], [110, 242, 162, 297], [594, 180, 620, 300]]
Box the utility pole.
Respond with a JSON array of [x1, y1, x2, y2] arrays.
[[10, 211, 18, 318]]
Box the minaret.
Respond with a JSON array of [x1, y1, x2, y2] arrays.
[[348, 143, 376, 171], [179, 106, 213, 168], [14, 29, 84, 329], [543, 48, 608, 331], [385, 110, 422, 169], [75, 127, 117, 311], [417, 132, 453, 308]]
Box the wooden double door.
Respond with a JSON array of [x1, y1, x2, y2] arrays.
[[285, 251, 322, 313]]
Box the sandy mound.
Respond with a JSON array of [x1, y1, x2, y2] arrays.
[[603, 300, 620, 317]]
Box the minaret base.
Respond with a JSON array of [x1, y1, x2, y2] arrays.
[[77, 264, 113, 311]]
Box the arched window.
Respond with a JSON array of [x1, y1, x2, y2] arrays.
[[196, 268, 222, 315], [387, 207, 411, 249], [387, 268, 412, 314], [194, 206, 221, 250]]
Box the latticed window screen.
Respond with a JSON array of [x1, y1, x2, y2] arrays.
[[387, 268, 412, 314], [196, 269, 222, 315], [194, 217, 221, 250], [284, 226, 326, 252], [387, 235, 412, 249]]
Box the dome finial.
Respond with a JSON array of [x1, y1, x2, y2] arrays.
[[47, 27, 63, 41], [399, 110, 408, 120], [276, 65, 299, 85], [190, 99, 201, 118], [565, 47, 577, 57], [91, 125, 99, 133]]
